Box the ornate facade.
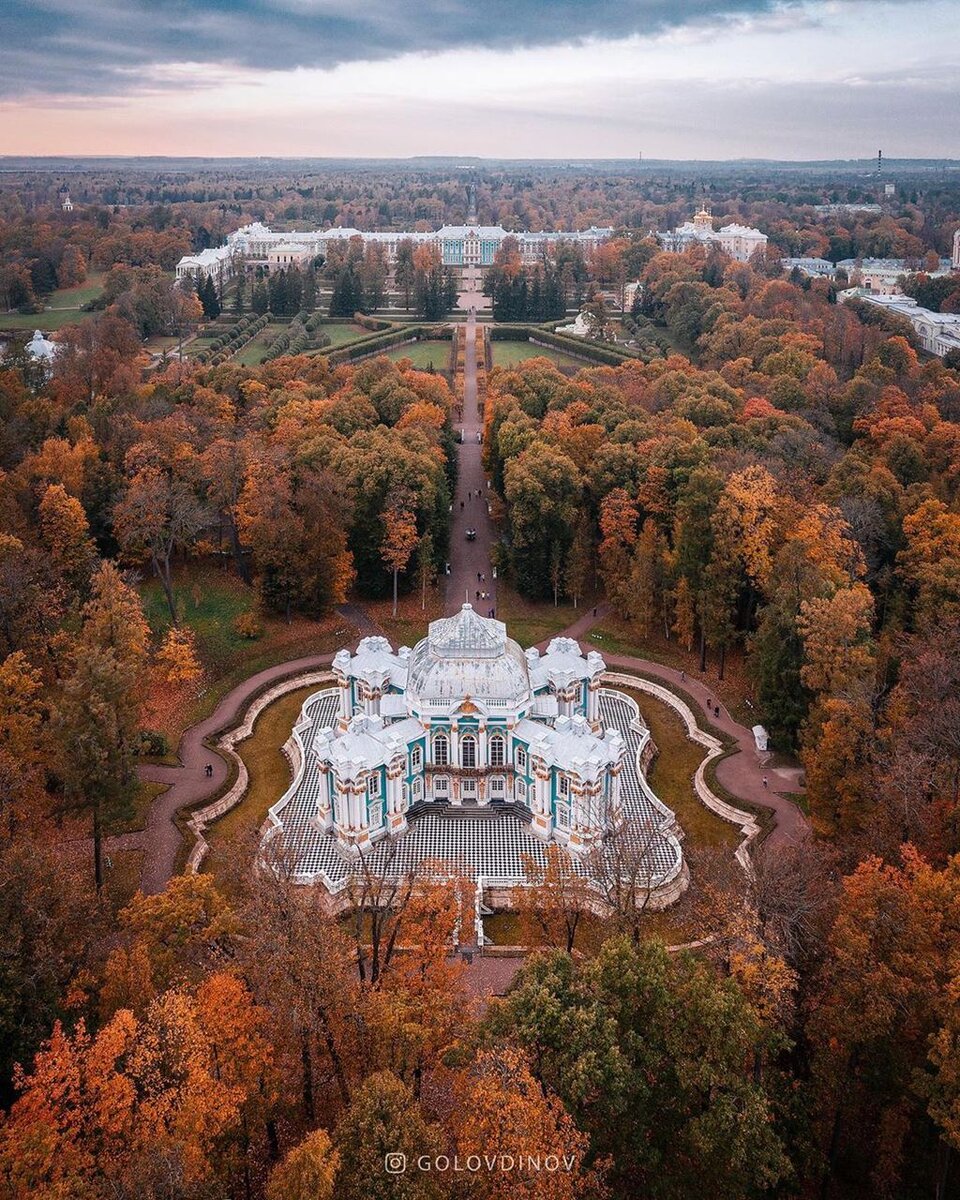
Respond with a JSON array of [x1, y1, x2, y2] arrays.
[[659, 207, 767, 262], [264, 606, 686, 907], [322, 605, 620, 854]]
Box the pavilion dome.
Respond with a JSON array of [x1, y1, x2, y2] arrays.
[[405, 604, 530, 710]]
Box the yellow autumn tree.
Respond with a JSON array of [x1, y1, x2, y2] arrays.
[[797, 583, 875, 697], [155, 625, 203, 689]]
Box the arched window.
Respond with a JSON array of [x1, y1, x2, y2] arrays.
[[413, 777, 423, 802], [433, 733, 449, 766], [515, 779, 527, 803], [461, 734, 477, 769], [489, 734, 505, 767], [411, 744, 423, 772], [558, 773, 570, 798], [515, 746, 527, 772]]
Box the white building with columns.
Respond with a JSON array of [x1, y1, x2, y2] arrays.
[[176, 221, 615, 280], [265, 605, 685, 907], [659, 208, 767, 262]]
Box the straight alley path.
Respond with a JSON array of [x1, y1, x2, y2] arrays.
[[446, 314, 497, 618]]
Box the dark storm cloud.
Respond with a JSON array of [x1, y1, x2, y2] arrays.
[[3, 0, 823, 97]]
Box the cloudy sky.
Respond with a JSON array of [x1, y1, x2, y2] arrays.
[[1, 0, 958, 159]]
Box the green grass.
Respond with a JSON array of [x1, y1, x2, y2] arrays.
[[494, 585, 583, 649], [232, 323, 286, 366], [138, 563, 356, 748], [624, 685, 739, 849], [490, 341, 588, 371], [588, 614, 757, 728], [383, 340, 451, 370], [47, 273, 106, 309], [0, 308, 94, 331], [202, 684, 320, 882], [1, 272, 106, 331], [107, 779, 167, 836], [319, 321, 372, 348]]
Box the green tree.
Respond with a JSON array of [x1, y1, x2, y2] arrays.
[[334, 1071, 443, 1200], [487, 937, 790, 1199]]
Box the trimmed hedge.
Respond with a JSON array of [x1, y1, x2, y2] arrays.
[[489, 324, 638, 366], [325, 325, 425, 365]]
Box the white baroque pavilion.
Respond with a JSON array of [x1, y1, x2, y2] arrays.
[[265, 605, 685, 907]]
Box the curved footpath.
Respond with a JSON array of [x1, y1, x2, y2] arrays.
[[541, 604, 809, 851]]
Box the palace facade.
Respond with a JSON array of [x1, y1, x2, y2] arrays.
[[263, 605, 686, 908], [659, 207, 767, 262], [176, 221, 615, 282]]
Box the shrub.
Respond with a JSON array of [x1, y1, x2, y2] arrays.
[[138, 729, 169, 757], [234, 611, 264, 639]]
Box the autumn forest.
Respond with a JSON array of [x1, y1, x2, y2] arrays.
[[1, 160, 960, 1200]]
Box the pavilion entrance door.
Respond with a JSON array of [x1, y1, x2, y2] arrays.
[[461, 778, 477, 805]]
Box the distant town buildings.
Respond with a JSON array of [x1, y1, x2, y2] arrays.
[[783, 256, 954, 296], [60, 191, 73, 212], [781, 257, 836, 279], [953, 228, 960, 271], [658, 208, 767, 262], [812, 203, 883, 218], [839, 289, 960, 358], [176, 222, 615, 283]]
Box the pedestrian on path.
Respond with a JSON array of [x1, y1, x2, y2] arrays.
[[680, 670, 685, 682], [205, 763, 213, 778], [762, 776, 768, 789]]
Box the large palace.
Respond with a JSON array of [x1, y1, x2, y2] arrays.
[[263, 605, 686, 909], [176, 221, 615, 284]]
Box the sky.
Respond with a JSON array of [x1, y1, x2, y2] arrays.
[[0, 0, 958, 159]]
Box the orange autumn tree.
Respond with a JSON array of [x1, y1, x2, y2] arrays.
[[449, 1046, 602, 1200], [380, 496, 419, 618], [0, 973, 274, 1199], [358, 867, 470, 1091], [810, 849, 960, 1196]]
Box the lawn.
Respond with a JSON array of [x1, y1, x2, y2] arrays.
[[383, 340, 452, 371], [138, 563, 356, 749], [625, 685, 739, 849], [0, 308, 95, 331], [494, 584, 585, 650], [202, 684, 321, 884], [0, 272, 106, 332], [47, 273, 107, 310], [490, 340, 589, 371], [318, 321, 372, 348], [232, 323, 287, 366]]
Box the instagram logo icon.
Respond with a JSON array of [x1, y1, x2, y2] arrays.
[[385, 1152, 407, 1174]]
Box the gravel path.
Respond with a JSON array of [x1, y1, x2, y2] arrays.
[[446, 314, 496, 618]]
